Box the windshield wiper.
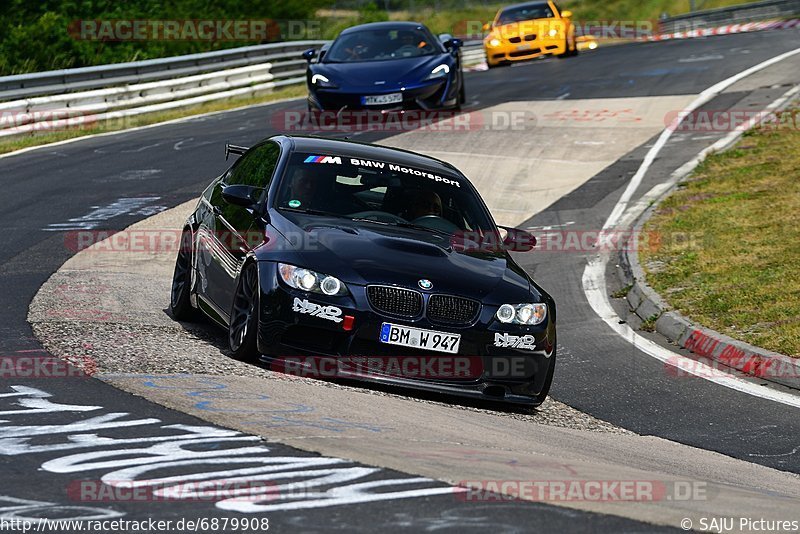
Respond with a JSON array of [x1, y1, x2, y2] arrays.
[[279, 207, 350, 219], [393, 221, 452, 236], [348, 217, 452, 236]]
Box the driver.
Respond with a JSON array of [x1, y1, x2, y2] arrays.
[[396, 30, 426, 54], [406, 190, 442, 220], [286, 167, 319, 206]]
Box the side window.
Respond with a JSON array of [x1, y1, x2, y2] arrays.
[[227, 141, 280, 188]]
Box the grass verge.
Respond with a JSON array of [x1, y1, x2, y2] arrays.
[[0, 85, 306, 156], [641, 110, 800, 357], [317, 0, 763, 40]]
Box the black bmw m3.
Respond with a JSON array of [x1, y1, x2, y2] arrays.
[[170, 135, 556, 406]]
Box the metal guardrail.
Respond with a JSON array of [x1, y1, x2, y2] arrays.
[[461, 42, 486, 66], [659, 0, 800, 33], [0, 40, 327, 101], [0, 39, 487, 138], [0, 41, 324, 138]]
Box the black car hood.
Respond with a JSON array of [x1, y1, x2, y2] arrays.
[[267, 215, 533, 301]]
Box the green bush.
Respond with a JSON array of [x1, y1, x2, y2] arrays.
[[0, 0, 328, 75]]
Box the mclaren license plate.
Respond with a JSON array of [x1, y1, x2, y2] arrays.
[[379, 323, 461, 354], [361, 93, 402, 106]]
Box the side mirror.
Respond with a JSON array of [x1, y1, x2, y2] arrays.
[[482, 22, 492, 31], [222, 185, 262, 209], [560, 10, 573, 18], [446, 37, 463, 50], [301, 48, 317, 62], [500, 226, 536, 252]]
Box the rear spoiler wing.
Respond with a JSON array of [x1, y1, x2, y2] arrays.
[[225, 143, 249, 160]]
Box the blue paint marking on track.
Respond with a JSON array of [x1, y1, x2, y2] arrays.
[[134, 374, 389, 433]]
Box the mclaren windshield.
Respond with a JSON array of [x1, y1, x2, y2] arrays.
[[324, 26, 441, 62]]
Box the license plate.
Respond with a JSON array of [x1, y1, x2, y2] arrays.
[[516, 44, 532, 51], [379, 323, 461, 354], [361, 93, 402, 106]]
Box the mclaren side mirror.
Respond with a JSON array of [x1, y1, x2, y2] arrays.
[[447, 38, 463, 49], [302, 48, 317, 62]]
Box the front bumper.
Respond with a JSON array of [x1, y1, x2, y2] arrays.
[[256, 262, 556, 403], [308, 78, 456, 112], [484, 37, 566, 65]]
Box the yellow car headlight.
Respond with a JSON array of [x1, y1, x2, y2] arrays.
[[488, 38, 501, 47]]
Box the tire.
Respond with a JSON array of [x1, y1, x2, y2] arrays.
[[459, 78, 466, 104], [228, 261, 260, 361], [170, 229, 199, 321], [558, 31, 578, 58], [531, 346, 556, 407], [306, 103, 322, 124]]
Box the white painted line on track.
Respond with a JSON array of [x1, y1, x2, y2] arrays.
[[603, 46, 800, 231], [582, 48, 800, 409], [0, 96, 305, 161]]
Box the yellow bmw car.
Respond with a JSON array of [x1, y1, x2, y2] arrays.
[[483, 1, 578, 68]]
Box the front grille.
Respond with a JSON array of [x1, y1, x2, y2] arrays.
[[367, 286, 423, 317], [510, 49, 540, 58], [509, 34, 536, 43], [427, 295, 481, 325]]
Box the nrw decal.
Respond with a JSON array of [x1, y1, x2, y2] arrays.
[[293, 298, 343, 323], [494, 332, 537, 351], [303, 155, 342, 164]]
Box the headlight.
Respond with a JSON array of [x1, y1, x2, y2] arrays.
[[311, 73, 337, 88], [426, 64, 450, 79], [278, 263, 348, 296], [495, 303, 547, 325], [488, 38, 501, 47], [548, 29, 558, 37]]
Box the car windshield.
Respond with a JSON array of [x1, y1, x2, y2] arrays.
[[275, 152, 496, 236], [324, 27, 440, 62], [496, 3, 555, 25]]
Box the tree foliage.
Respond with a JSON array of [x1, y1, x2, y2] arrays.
[[0, 0, 329, 75]]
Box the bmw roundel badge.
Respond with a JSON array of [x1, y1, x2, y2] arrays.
[[418, 279, 433, 290]]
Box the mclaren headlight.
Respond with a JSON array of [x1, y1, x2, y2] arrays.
[[426, 64, 450, 80], [311, 73, 338, 88], [278, 263, 348, 296], [495, 303, 547, 325]]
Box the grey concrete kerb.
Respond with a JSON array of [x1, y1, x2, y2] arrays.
[[618, 183, 800, 391]]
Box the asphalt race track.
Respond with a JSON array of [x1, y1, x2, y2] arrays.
[[2, 30, 800, 532]]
